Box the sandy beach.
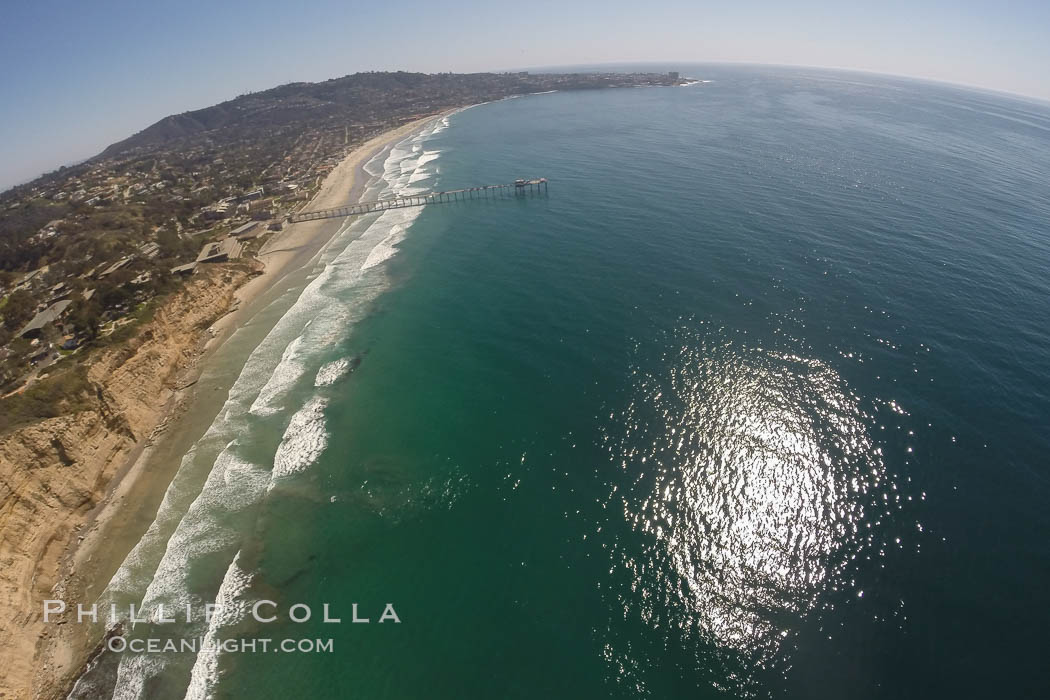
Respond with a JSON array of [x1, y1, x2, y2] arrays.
[[210, 114, 448, 340], [15, 111, 452, 700]]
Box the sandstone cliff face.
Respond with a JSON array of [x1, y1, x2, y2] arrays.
[[0, 265, 247, 699]]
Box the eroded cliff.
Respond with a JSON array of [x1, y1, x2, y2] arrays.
[[0, 264, 248, 699]]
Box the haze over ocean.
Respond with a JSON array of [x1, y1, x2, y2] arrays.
[[75, 65, 1050, 698]]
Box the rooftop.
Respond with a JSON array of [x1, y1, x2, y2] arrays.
[[17, 299, 73, 338], [196, 237, 243, 263]]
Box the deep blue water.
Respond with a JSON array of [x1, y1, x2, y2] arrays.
[[79, 66, 1050, 699]]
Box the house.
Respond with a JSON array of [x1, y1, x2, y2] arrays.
[[139, 242, 161, 259], [47, 281, 71, 303], [170, 262, 198, 276], [14, 266, 48, 291], [81, 263, 105, 280], [196, 238, 243, 263], [39, 219, 63, 236], [202, 199, 233, 220], [236, 187, 264, 203], [97, 256, 134, 278], [230, 221, 262, 240], [17, 299, 73, 339]]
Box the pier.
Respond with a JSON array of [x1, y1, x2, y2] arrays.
[[289, 178, 548, 223]]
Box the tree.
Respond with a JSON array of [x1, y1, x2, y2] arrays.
[[157, 227, 192, 259], [1, 289, 36, 332], [68, 300, 102, 339], [98, 278, 134, 311]]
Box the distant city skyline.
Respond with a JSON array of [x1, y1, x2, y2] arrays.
[[2, 0, 1049, 191]]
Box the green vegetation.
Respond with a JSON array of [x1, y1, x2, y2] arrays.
[[0, 364, 94, 435], [1, 289, 35, 333]]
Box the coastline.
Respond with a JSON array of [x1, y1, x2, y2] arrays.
[[212, 112, 453, 344], [27, 110, 455, 700]]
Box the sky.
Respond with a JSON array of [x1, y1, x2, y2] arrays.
[[2, 0, 1049, 190]]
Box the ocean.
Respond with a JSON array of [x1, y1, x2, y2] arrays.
[[71, 65, 1050, 699]]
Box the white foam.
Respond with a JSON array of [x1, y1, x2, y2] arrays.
[[249, 335, 307, 416], [315, 358, 351, 387], [110, 446, 267, 697], [361, 223, 409, 270], [183, 551, 253, 700], [416, 150, 441, 167], [407, 169, 432, 185], [271, 396, 329, 483], [101, 280, 330, 601], [137, 447, 266, 612], [111, 655, 166, 700]]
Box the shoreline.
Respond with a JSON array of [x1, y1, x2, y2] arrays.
[[33, 110, 456, 699], [211, 111, 454, 345]]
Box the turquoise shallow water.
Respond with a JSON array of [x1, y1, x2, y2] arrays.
[[75, 66, 1050, 699]]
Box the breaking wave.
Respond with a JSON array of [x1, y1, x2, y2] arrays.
[[315, 358, 351, 387], [183, 552, 253, 700], [271, 396, 329, 483]]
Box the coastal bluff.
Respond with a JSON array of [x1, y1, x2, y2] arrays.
[[0, 264, 249, 700]]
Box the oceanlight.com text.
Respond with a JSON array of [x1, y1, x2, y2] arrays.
[[107, 637, 335, 654]]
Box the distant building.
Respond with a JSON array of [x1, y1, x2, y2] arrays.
[[196, 238, 243, 263], [14, 266, 48, 291], [38, 219, 63, 237], [202, 200, 233, 220], [236, 187, 265, 203], [47, 281, 71, 303], [231, 221, 263, 240], [97, 256, 134, 278], [81, 263, 105, 280], [17, 299, 73, 339], [139, 241, 161, 259], [170, 262, 199, 276]]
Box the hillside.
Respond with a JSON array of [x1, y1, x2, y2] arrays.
[[97, 71, 682, 159]]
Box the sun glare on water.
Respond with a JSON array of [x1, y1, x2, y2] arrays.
[[601, 325, 896, 688]]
